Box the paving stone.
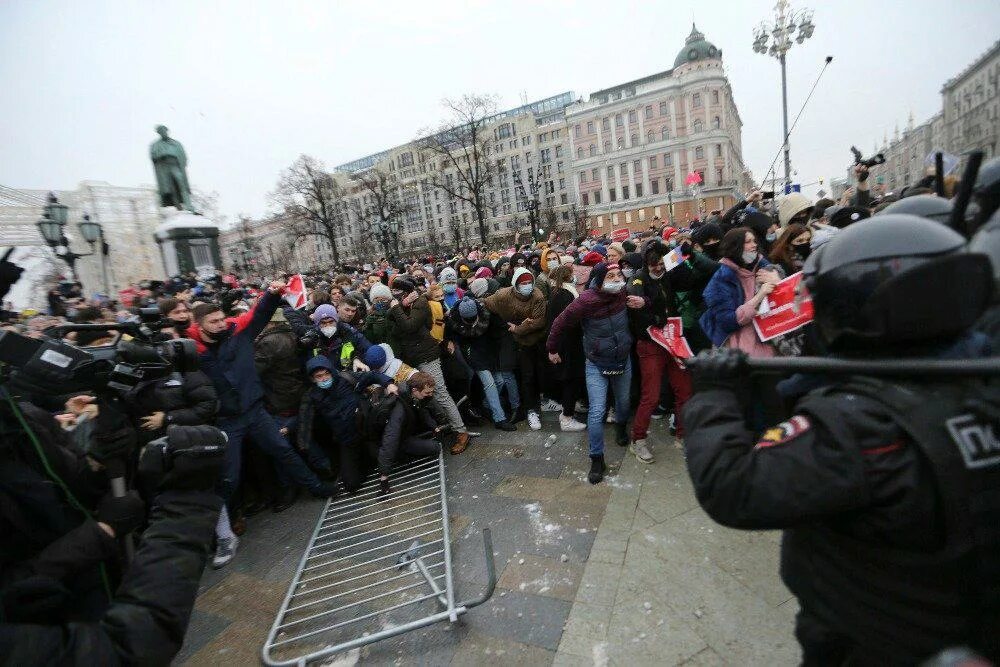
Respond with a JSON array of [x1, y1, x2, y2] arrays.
[[450, 631, 555, 666], [562, 600, 613, 639], [497, 553, 584, 601], [574, 562, 622, 607], [634, 472, 700, 523], [679, 646, 727, 666], [494, 475, 576, 502], [461, 589, 572, 651], [185, 618, 272, 666], [174, 608, 232, 664], [552, 651, 595, 667], [604, 596, 708, 666], [195, 572, 285, 618]]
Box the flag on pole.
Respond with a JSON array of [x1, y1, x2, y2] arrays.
[[284, 273, 307, 310]]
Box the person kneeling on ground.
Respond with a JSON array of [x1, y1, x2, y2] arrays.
[[298, 356, 397, 493], [375, 371, 446, 496]]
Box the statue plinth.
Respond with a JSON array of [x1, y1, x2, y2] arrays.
[[154, 207, 221, 278]]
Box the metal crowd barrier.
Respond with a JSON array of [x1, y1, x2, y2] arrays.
[[261, 451, 495, 666]]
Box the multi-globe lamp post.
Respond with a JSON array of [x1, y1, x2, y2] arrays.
[[752, 0, 815, 193], [35, 192, 110, 291]]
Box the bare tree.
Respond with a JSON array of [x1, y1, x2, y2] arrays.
[[420, 94, 500, 247], [349, 168, 416, 261], [512, 160, 545, 242], [270, 155, 347, 267]]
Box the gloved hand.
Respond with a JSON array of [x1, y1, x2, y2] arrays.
[[352, 358, 370, 373], [688, 349, 748, 393], [139, 425, 226, 493], [97, 491, 146, 537]]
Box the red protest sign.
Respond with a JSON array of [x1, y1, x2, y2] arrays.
[[283, 273, 308, 310], [610, 227, 630, 242], [647, 318, 694, 361], [752, 272, 814, 342]]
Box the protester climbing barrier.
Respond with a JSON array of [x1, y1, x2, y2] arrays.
[[261, 451, 496, 666]]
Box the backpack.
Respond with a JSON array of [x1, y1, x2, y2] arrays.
[[340, 371, 397, 455]]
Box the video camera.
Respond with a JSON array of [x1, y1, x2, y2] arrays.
[[851, 145, 886, 169], [0, 306, 198, 396]]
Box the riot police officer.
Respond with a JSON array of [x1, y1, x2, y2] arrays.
[[682, 214, 999, 665]]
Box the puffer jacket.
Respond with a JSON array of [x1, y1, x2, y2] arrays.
[[254, 323, 306, 415], [444, 300, 504, 372], [387, 295, 440, 366], [700, 257, 776, 358], [123, 371, 218, 438], [377, 394, 441, 476], [483, 286, 547, 347], [547, 287, 632, 373]]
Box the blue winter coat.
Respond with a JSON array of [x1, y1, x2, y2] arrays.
[[699, 257, 773, 347]]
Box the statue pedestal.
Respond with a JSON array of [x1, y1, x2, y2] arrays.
[[154, 208, 221, 278]]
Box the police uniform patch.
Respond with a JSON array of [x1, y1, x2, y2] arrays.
[[755, 415, 811, 449]]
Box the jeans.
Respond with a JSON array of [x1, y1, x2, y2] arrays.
[[417, 358, 466, 433], [218, 402, 324, 502], [475, 369, 507, 422], [273, 414, 332, 474], [632, 340, 692, 440], [584, 358, 632, 457], [493, 370, 520, 414]]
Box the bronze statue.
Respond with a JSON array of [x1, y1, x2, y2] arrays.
[[150, 125, 194, 211]]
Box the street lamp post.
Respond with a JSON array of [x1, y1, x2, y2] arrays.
[[752, 0, 815, 193], [35, 192, 108, 287], [376, 217, 397, 262]]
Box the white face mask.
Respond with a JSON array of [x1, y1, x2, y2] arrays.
[[517, 283, 534, 297], [320, 325, 337, 337], [622, 267, 635, 279], [741, 251, 758, 265], [602, 281, 626, 293], [546, 260, 559, 270]]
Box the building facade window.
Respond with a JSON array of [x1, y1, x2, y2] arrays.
[[589, 144, 596, 156], [577, 147, 584, 158], [693, 119, 703, 133], [646, 129, 654, 143], [716, 168, 724, 184], [661, 127, 669, 141], [609, 188, 617, 202], [630, 134, 637, 146], [604, 140, 611, 153], [659, 101, 667, 115], [582, 192, 590, 205], [555, 145, 563, 158], [607, 166, 614, 178], [579, 171, 587, 183], [695, 146, 704, 159], [635, 183, 643, 197], [587, 120, 595, 133], [715, 143, 722, 157], [649, 156, 657, 169], [594, 191, 601, 204], [712, 116, 721, 129], [628, 110, 637, 123], [617, 137, 624, 149], [712, 90, 719, 104], [664, 152, 673, 166], [666, 178, 673, 191], [644, 105, 653, 119], [622, 185, 630, 199], [591, 168, 599, 181], [633, 159, 641, 172], [651, 179, 660, 194], [693, 93, 702, 108], [574, 125, 581, 138], [615, 114, 623, 127], [619, 163, 627, 176], [602, 117, 610, 131]]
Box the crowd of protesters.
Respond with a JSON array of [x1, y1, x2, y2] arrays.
[[6, 159, 997, 575]]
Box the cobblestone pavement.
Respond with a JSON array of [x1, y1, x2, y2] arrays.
[[178, 411, 799, 666]]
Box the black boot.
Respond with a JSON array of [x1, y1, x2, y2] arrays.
[[588, 455, 606, 484], [494, 419, 517, 432], [510, 405, 527, 424], [615, 422, 629, 447]]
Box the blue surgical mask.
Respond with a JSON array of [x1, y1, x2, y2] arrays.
[[517, 283, 534, 297], [317, 378, 333, 389], [443, 283, 457, 294], [765, 231, 777, 242], [374, 301, 389, 312]]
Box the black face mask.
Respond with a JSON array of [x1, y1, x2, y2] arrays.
[[793, 243, 812, 260], [702, 242, 721, 260], [204, 326, 232, 343], [173, 321, 189, 336]]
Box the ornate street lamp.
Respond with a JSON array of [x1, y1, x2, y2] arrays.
[[35, 192, 102, 283], [752, 0, 815, 192]]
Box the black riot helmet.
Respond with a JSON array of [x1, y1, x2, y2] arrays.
[[876, 194, 952, 224], [968, 209, 1000, 293], [802, 214, 994, 352]]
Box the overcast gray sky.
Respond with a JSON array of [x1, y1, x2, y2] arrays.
[[2, 0, 997, 224]]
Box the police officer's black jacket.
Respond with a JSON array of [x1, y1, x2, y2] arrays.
[[682, 373, 1000, 664]]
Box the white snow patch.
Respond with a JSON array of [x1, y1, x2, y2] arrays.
[[592, 641, 609, 666]]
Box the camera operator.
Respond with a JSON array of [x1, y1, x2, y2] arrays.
[[0, 416, 226, 666], [0, 388, 144, 625], [187, 280, 335, 569]]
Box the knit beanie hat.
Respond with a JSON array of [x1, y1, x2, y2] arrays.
[[512, 267, 534, 286], [778, 192, 814, 227], [474, 266, 493, 279], [592, 244, 608, 257], [470, 278, 489, 297], [439, 267, 458, 283], [369, 282, 392, 301], [582, 251, 605, 266], [363, 344, 387, 371], [457, 297, 479, 320], [311, 304, 338, 324]]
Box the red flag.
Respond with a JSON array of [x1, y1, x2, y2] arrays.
[[284, 274, 307, 310]]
